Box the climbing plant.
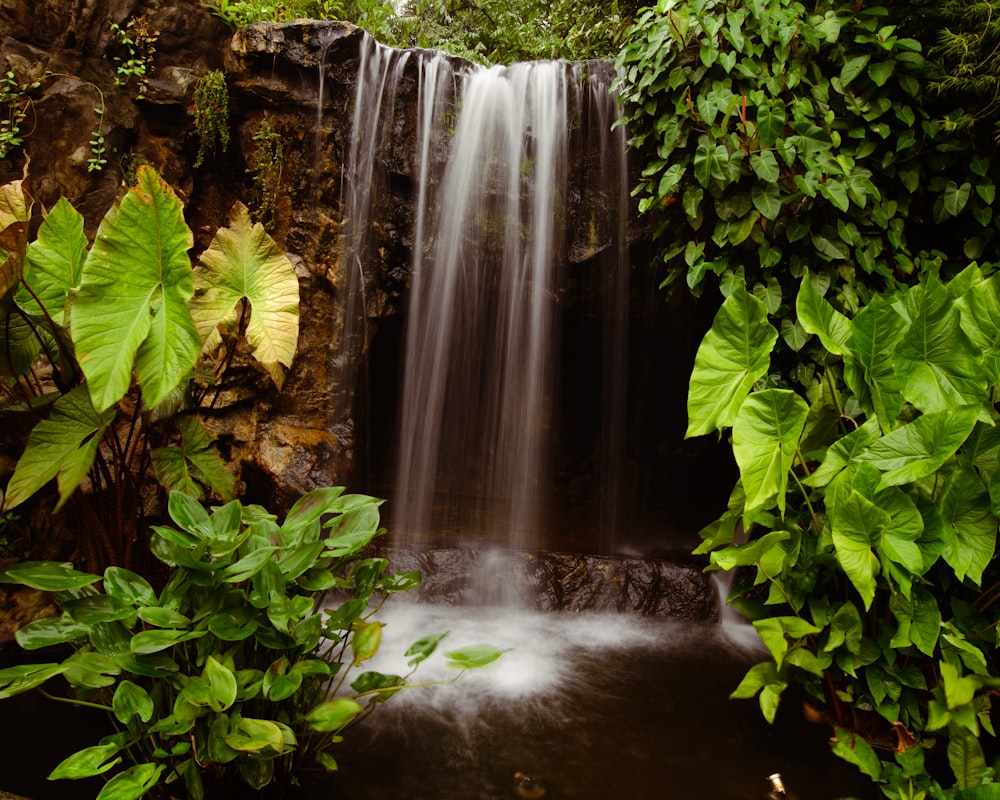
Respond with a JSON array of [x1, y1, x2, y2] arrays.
[[614, 0, 999, 317]]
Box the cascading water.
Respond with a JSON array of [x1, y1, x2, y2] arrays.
[[334, 37, 410, 429], [329, 35, 877, 800], [388, 57, 633, 590], [394, 60, 565, 557]]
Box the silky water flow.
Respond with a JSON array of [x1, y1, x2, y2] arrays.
[[330, 34, 877, 800]]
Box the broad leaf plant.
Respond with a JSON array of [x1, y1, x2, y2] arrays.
[[691, 271, 1000, 798], [0, 166, 300, 570], [0, 489, 503, 799], [616, 0, 1000, 796]]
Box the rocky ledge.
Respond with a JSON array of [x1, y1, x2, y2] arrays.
[[383, 548, 718, 621]]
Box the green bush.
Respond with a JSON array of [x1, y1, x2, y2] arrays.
[[689, 266, 1000, 797], [0, 489, 502, 799], [614, 0, 998, 311]]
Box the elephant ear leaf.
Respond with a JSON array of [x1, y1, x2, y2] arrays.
[[687, 284, 777, 437], [71, 166, 200, 413], [190, 202, 299, 389], [2, 385, 114, 512], [19, 197, 88, 326]]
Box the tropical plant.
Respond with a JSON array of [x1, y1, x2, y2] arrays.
[[0, 167, 299, 571], [192, 70, 230, 169], [689, 266, 1000, 798], [0, 489, 503, 800], [614, 0, 999, 315]]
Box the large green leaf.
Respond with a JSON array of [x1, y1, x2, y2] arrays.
[[831, 489, 885, 609], [2, 385, 114, 511], [19, 197, 87, 326], [732, 389, 808, 518], [189, 202, 299, 388], [71, 166, 199, 412], [687, 285, 777, 436], [894, 277, 987, 416], [938, 467, 997, 585], [797, 272, 850, 355], [957, 271, 1000, 386], [844, 294, 905, 432], [855, 406, 980, 489]]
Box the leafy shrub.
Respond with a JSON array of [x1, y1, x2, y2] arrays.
[[0, 489, 502, 799], [689, 266, 1000, 797]]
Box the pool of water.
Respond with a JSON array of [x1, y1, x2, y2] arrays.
[[328, 604, 880, 800]]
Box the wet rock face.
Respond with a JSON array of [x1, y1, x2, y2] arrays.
[[384, 548, 719, 621]]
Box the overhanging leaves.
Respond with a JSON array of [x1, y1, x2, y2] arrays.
[[687, 285, 777, 436]]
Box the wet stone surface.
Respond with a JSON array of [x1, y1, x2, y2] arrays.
[[382, 547, 718, 621]]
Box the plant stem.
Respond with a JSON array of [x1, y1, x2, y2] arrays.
[[37, 686, 113, 713]]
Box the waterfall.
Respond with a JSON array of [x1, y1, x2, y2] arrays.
[[339, 37, 633, 600], [335, 37, 410, 429], [393, 60, 569, 562]]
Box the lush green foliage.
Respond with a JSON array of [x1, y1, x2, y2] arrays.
[[616, 0, 1000, 795], [200, 0, 632, 63], [0, 489, 503, 799], [192, 70, 230, 169], [0, 168, 299, 569], [691, 268, 1000, 798], [614, 0, 998, 314]]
